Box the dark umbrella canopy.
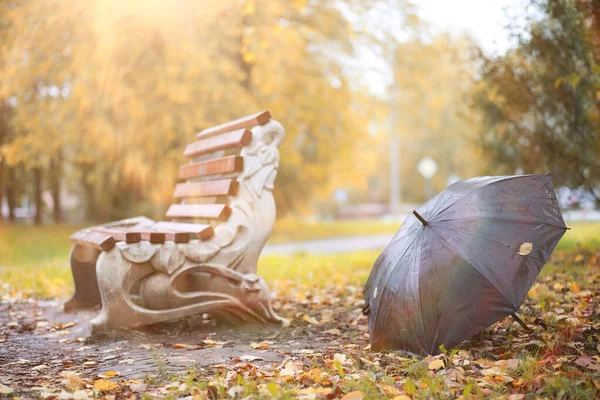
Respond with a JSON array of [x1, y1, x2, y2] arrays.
[[364, 174, 568, 355]]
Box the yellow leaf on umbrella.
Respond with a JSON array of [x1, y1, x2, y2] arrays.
[[517, 242, 533, 256], [428, 359, 445, 371]]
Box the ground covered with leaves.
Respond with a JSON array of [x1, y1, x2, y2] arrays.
[[0, 249, 598, 399], [1, 223, 599, 399]]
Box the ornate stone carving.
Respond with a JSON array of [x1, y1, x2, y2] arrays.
[[65, 120, 289, 333]]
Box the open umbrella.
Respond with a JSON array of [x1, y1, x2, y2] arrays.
[[363, 174, 568, 355]]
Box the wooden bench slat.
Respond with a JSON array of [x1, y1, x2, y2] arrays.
[[140, 231, 166, 243], [153, 221, 215, 240], [91, 227, 141, 243], [166, 204, 232, 221], [174, 179, 239, 199], [196, 111, 271, 139], [184, 129, 252, 158], [179, 156, 243, 180], [70, 230, 116, 251], [162, 230, 191, 243]]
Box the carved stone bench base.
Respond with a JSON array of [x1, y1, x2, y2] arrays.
[[65, 242, 288, 335]]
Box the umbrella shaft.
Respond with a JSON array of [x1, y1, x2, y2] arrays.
[[511, 313, 532, 332], [412, 210, 428, 226]]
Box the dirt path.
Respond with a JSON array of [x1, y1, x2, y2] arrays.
[[0, 296, 368, 392]]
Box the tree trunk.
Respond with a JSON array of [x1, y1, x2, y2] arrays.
[[80, 164, 96, 222], [49, 152, 63, 223], [6, 166, 16, 223], [0, 100, 5, 223], [33, 167, 43, 225], [0, 158, 4, 223], [238, 3, 253, 91]]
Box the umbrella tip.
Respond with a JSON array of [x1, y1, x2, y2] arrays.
[[412, 210, 429, 226]]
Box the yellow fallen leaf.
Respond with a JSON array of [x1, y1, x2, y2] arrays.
[[341, 391, 365, 400], [379, 382, 400, 396], [334, 353, 347, 365], [172, 343, 187, 349], [428, 359, 445, 371], [102, 371, 119, 377], [303, 314, 319, 325], [392, 396, 412, 400], [279, 360, 302, 377], [0, 384, 14, 394], [295, 387, 333, 396], [570, 283, 581, 293], [93, 379, 119, 392], [250, 342, 270, 350]]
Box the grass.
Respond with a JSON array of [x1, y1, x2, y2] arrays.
[[0, 220, 598, 297], [269, 217, 399, 243]]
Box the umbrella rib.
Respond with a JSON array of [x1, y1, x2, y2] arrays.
[[430, 215, 568, 230], [428, 224, 559, 264], [380, 223, 425, 254], [428, 223, 519, 252], [427, 225, 518, 310], [427, 176, 510, 217], [416, 228, 434, 354], [370, 230, 424, 343]]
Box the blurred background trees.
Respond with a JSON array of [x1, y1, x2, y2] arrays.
[[474, 0, 600, 205], [0, 0, 598, 224]]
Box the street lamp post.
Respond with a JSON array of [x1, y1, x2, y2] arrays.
[[417, 156, 438, 201]]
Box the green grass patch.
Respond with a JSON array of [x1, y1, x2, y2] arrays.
[[269, 217, 399, 243], [0, 220, 597, 298], [555, 221, 600, 251]]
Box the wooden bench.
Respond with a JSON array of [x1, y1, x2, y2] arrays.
[[65, 111, 288, 333]]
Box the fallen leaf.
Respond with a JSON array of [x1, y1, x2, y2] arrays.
[[129, 383, 147, 393], [73, 390, 89, 400], [172, 343, 187, 349], [0, 384, 14, 394], [340, 391, 365, 400], [279, 360, 302, 377], [102, 371, 119, 377], [428, 359, 445, 371], [295, 387, 333, 397], [481, 367, 504, 376], [570, 283, 581, 293], [378, 382, 400, 396], [303, 314, 320, 325], [334, 353, 348, 365], [575, 357, 600, 371], [250, 342, 270, 350], [93, 379, 119, 392], [240, 355, 264, 362]]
